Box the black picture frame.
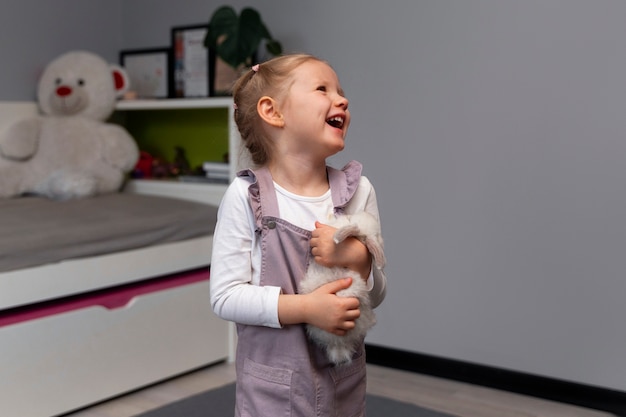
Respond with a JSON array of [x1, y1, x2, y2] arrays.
[[171, 24, 214, 98], [119, 47, 172, 99]]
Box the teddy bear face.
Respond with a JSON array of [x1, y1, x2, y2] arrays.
[[37, 51, 126, 122]]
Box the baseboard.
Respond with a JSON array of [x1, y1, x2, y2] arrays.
[[365, 344, 626, 416]]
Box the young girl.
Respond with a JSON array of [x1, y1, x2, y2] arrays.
[[210, 53, 387, 417]]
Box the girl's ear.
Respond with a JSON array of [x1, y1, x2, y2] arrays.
[[257, 96, 285, 127]]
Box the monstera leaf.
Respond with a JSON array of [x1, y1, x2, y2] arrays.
[[205, 6, 283, 69]]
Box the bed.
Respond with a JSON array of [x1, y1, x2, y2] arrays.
[[0, 102, 232, 417]]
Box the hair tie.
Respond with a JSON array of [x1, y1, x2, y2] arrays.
[[251, 64, 260, 73]]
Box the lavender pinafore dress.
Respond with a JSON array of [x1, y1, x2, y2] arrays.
[[234, 161, 367, 417]]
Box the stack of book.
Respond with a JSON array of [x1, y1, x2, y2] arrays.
[[202, 161, 230, 183]]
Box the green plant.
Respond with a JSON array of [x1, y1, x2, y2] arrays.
[[204, 6, 283, 69]]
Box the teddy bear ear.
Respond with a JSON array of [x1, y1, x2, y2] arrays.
[[110, 64, 130, 98]]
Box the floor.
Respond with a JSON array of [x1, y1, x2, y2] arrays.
[[63, 361, 616, 417]]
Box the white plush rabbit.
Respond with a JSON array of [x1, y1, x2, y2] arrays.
[[299, 211, 386, 365]]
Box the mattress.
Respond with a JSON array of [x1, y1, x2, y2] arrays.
[[0, 193, 218, 272]]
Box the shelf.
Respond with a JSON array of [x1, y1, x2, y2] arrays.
[[116, 97, 233, 111], [114, 96, 242, 205]]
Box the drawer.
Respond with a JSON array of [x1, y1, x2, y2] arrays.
[[0, 270, 229, 417]]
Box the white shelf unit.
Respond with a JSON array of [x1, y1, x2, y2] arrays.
[[116, 97, 243, 206]]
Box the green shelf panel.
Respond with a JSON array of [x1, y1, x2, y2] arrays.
[[113, 108, 229, 170]]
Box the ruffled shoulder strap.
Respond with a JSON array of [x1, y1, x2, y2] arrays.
[[237, 167, 277, 228], [327, 160, 362, 215]]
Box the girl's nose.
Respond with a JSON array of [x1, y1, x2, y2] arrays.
[[335, 95, 349, 110]]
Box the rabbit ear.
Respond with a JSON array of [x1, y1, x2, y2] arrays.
[[333, 224, 361, 244], [364, 235, 386, 269]]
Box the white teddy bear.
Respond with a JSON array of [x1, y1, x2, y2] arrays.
[[299, 211, 386, 365], [0, 50, 139, 200]]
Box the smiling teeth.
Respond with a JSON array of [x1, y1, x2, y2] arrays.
[[327, 116, 344, 128]]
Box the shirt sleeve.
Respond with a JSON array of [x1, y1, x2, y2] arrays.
[[209, 178, 283, 328]]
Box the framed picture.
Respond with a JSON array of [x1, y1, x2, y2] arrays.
[[120, 48, 171, 99], [211, 51, 243, 97], [171, 24, 212, 98]]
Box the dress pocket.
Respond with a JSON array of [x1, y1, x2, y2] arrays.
[[239, 358, 293, 417], [329, 350, 367, 417]]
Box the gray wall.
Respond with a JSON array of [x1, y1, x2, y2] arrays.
[[0, 0, 123, 100], [2, 0, 625, 392]]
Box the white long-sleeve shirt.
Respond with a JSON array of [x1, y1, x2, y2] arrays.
[[210, 174, 387, 328]]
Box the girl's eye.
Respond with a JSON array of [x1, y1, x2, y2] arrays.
[[316, 86, 327, 92]]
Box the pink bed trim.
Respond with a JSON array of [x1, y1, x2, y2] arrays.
[[0, 268, 209, 328]]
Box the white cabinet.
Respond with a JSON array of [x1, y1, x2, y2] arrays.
[[116, 97, 244, 205]]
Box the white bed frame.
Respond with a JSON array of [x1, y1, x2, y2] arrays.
[[0, 102, 233, 417]]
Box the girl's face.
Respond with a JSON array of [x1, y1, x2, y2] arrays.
[[279, 60, 350, 161]]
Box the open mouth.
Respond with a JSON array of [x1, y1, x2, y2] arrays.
[[326, 116, 344, 129]]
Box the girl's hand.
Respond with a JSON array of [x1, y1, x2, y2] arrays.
[[278, 278, 360, 335], [310, 221, 340, 267], [304, 278, 361, 335], [310, 221, 372, 280]]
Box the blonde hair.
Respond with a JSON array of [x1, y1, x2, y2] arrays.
[[232, 53, 325, 166]]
